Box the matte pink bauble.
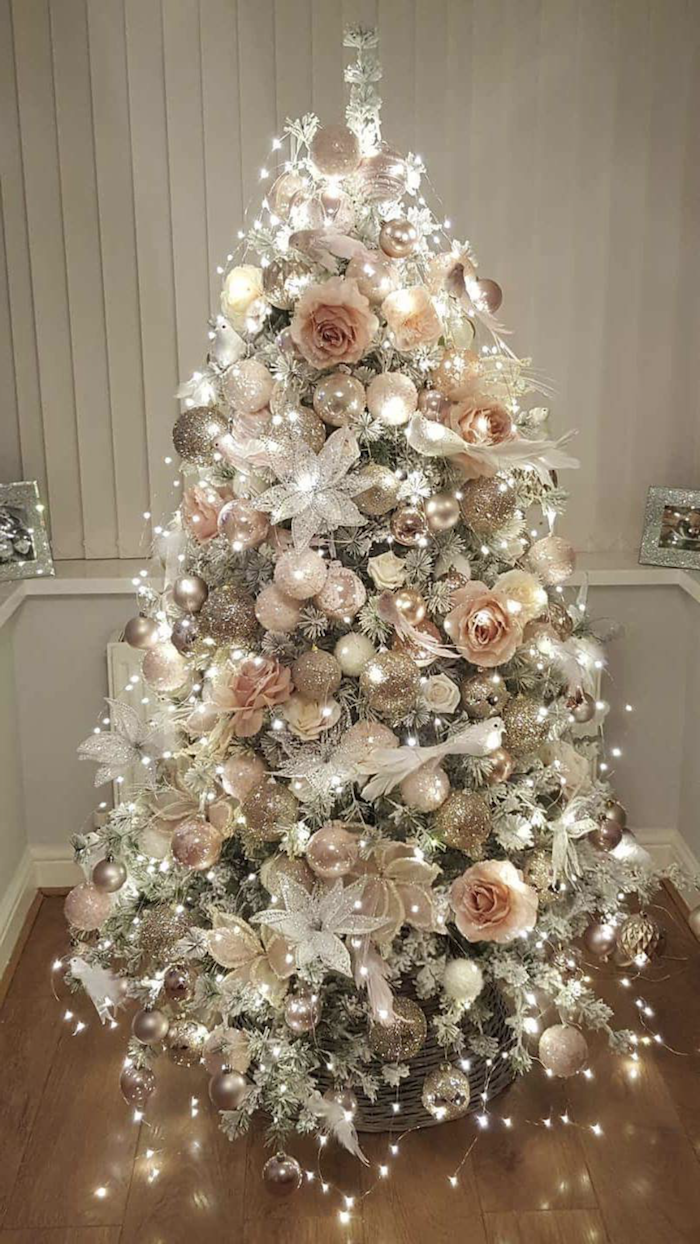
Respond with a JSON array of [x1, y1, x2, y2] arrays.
[[120, 1064, 156, 1108], [255, 585, 302, 634], [124, 615, 160, 649], [142, 642, 189, 692], [345, 250, 399, 305], [314, 565, 366, 620], [218, 498, 270, 550], [400, 764, 451, 812], [171, 817, 222, 871], [274, 548, 328, 599], [223, 359, 273, 413], [220, 752, 267, 802], [306, 822, 359, 879], [312, 372, 365, 426], [64, 882, 112, 931], [262, 1152, 303, 1198], [309, 123, 360, 177], [208, 1069, 248, 1111], [538, 1024, 588, 1077]]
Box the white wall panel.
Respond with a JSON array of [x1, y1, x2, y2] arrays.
[[1, 0, 699, 559]]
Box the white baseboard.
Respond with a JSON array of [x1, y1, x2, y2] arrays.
[[0, 847, 37, 978], [30, 843, 81, 889], [634, 827, 700, 907]]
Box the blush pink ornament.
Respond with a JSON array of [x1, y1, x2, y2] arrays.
[[444, 401, 515, 479], [64, 882, 112, 931], [120, 1064, 156, 1108], [217, 499, 270, 550], [381, 286, 442, 351], [306, 822, 360, 879], [290, 276, 378, 370], [312, 372, 366, 426], [449, 859, 538, 944], [171, 817, 222, 871], [367, 372, 418, 427], [186, 702, 221, 736], [182, 484, 230, 544], [255, 585, 303, 634], [314, 563, 366, 621], [400, 763, 451, 812], [528, 536, 576, 587], [309, 123, 361, 177], [538, 1024, 589, 1077], [336, 720, 398, 763], [221, 752, 267, 802], [210, 656, 293, 737], [223, 359, 274, 413], [345, 249, 399, 305], [444, 581, 523, 668], [274, 548, 328, 600], [142, 642, 189, 692]]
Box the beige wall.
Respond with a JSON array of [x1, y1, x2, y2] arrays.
[[0, 618, 26, 883], [1, 0, 700, 560]]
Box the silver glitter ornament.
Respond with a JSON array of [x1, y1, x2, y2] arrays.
[[421, 1064, 471, 1120], [368, 997, 427, 1061]]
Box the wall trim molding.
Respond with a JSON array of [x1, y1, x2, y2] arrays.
[[633, 827, 700, 907], [31, 844, 82, 889], [0, 847, 37, 978]]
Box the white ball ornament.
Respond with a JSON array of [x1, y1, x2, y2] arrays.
[[274, 549, 328, 600], [367, 372, 418, 426], [443, 958, 484, 1004], [333, 632, 376, 677]]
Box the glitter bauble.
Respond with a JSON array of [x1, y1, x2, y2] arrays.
[[369, 997, 427, 1060], [124, 615, 160, 649], [460, 671, 509, 720], [379, 217, 418, 259], [582, 919, 617, 960], [208, 1069, 248, 1111], [589, 819, 623, 851], [92, 858, 127, 893], [355, 464, 401, 516], [539, 1024, 588, 1077], [323, 1087, 358, 1116], [314, 565, 366, 621], [312, 373, 365, 426], [432, 790, 491, 854], [602, 799, 627, 829], [502, 694, 549, 756], [548, 600, 574, 640], [336, 720, 398, 763], [393, 587, 426, 626], [64, 882, 112, 931], [391, 619, 442, 668], [367, 372, 418, 426], [262, 1152, 303, 1198], [172, 574, 209, 614], [357, 143, 408, 206], [132, 1007, 170, 1045], [292, 649, 342, 700], [345, 249, 399, 304], [400, 763, 450, 812], [460, 477, 517, 534], [171, 817, 222, 871], [271, 403, 326, 454], [170, 615, 199, 655], [120, 1065, 156, 1108], [240, 779, 299, 845], [528, 536, 576, 587], [218, 499, 269, 550], [199, 585, 258, 647], [418, 388, 451, 420], [425, 492, 461, 533], [360, 651, 420, 720], [522, 848, 555, 900], [172, 406, 228, 465], [390, 504, 428, 547], [334, 632, 376, 676], [262, 257, 312, 310], [221, 752, 267, 802], [223, 359, 274, 413], [310, 123, 360, 177], [566, 691, 595, 724], [432, 348, 480, 402], [485, 746, 514, 786], [165, 1019, 208, 1066], [284, 990, 323, 1034], [142, 641, 189, 692], [255, 584, 303, 634], [421, 1064, 471, 1120], [163, 963, 195, 1003], [138, 905, 192, 963], [269, 170, 306, 220], [307, 822, 359, 878], [616, 913, 665, 964], [274, 548, 328, 599]]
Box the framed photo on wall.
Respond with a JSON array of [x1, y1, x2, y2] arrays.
[[0, 480, 54, 581], [639, 485, 700, 570]]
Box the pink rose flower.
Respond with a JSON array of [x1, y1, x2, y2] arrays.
[[444, 581, 522, 668], [381, 286, 443, 351], [450, 859, 538, 943], [444, 400, 515, 479], [182, 484, 231, 544], [290, 276, 378, 369], [209, 657, 293, 738]]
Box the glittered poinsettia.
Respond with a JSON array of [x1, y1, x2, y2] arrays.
[[348, 842, 442, 944], [77, 699, 172, 787], [254, 425, 368, 549], [250, 875, 386, 977], [206, 912, 295, 1005]]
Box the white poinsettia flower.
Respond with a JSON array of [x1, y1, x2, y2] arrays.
[[77, 699, 171, 787], [254, 426, 368, 549], [250, 875, 386, 977]]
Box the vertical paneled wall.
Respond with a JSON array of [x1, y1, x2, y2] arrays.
[[1, 0, 699, 558]]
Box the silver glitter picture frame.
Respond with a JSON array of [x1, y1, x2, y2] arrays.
[[639, 485, 700, 570], [0, 480, 55, 582]]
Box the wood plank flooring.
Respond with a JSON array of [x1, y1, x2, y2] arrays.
[[0, 889, 698, 1243]]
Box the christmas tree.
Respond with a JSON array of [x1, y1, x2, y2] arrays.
[[64, 27, 668, 1197]]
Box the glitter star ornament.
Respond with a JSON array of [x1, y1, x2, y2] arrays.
[[250, 875, 386, 977], [254, 425, 369, 549]]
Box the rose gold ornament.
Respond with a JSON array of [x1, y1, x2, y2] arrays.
[[589, 819, 623, 851], [390, 504, 428, 547], [582, 919, 617, 959], [312, 372, 365, 426], [345, 249, 399, 304], [64, 882, 112, 931], [221, 752, 267, 802], [208, 1069, 248, 1111], [310, 124, 360, 177], [460, 476, 517, 534], [394, 587, 426, 626], [199, 585, 258, 646], [460, 671, 509, 720], [566, 691, 596, 724], [307, 822, 359, 879], [223, 359, 273, 413], [337, 719, 398, 762], [171, 817, 222, 871], [432, 348, 480, 402], [355, 464, 401, 516], [172, 406, 228, 465], [474, 278, 503, 314], [262, 1152, 303, 1198], [163, 963, 195, 1003], [263, 257, 311, 310], [391, 619, 443, 667], [254, 584, 302, 634], [240, 778, 299, 846], [432, 790, 491, 854], [357, 143, 408, 206], [367, 372, 418, 426], [132, 1008, 170, 1045], [292, 649, 342, 699], [538, 1024, 588, 1077], [379, 217, 418, 259], [528, 536, 576, 587], [425, 492, 461, 533], [217, 499, 270, 550], [142, 641, 189, 693], [171, 615, 199, 655], [314, 564, 366, 621], [92, 858, 127, 893], [172, 574, 209, 614], [400, 763, 451, 812], [271, 403, 326, 454], [124, 615, 160, 649], [360, 650, 420, 720], [120, 1065, 156, 1108], [274, 548, 328, 600], [485, 747, 514, 786], [285, 990, 322, 1034], [602, 799, 627, 829]]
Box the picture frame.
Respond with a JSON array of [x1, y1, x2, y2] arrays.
[[0, 480, 54, 582], [639, 485, 700, 570]]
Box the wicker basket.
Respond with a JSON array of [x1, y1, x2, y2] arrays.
[[318, 981, 516, 1134]]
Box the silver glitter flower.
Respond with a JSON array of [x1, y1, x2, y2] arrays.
[[254, 425, 368, 549], [77, 699, 171, 787], [250, 875, 385, 977]]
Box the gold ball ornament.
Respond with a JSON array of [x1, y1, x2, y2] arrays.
[[240, 778, 299, 846], [616, 912, 665, 964], [538, 1024, 589, 1077], [394, 587, 426, 626], [528, 536, 576, 587], [356, 144, 408, 206], [432, 790, 491, 854], [172, 406, 228, 465], [312, 372, 365, 426], [460, 671, 509, 720], [309, 123, 361, 177], [291, 648, 342, 700], [360, 650, 420, 720], [421, 1064, 471, 1120], [379, 217, 418, 259], [522, 848, 555, 901], [164, 1019, 208, 1066], [391, 619, 442, 668], [138, 905, 192, 964], [425, 492, 461, 533], [485, 747, 515, 786], [262, 1152, 303, 1198], [198, 584, 258, 647], [368, 997, 427, 1061], [271, 404, 326, 454], [390, 504, 429, 547], [460, 477, 517, 534], [355, 464, 402, 516], [502, 694, 549, 756]]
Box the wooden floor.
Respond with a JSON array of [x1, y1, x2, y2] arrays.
[[0, 892, 699, 1244]]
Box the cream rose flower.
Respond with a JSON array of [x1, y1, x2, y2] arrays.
[[444, 581, 523, 668], [368, 550, 407, 591], [221, 265, 265, 330], [495, 569, 548, 626], [282, 693, 341, 740], [422, 673, 460, 715], [290, 276, 378, 369], [450, 859, 538, 944], [444, 400, 515, 479], [382, 286, 443, 351]]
